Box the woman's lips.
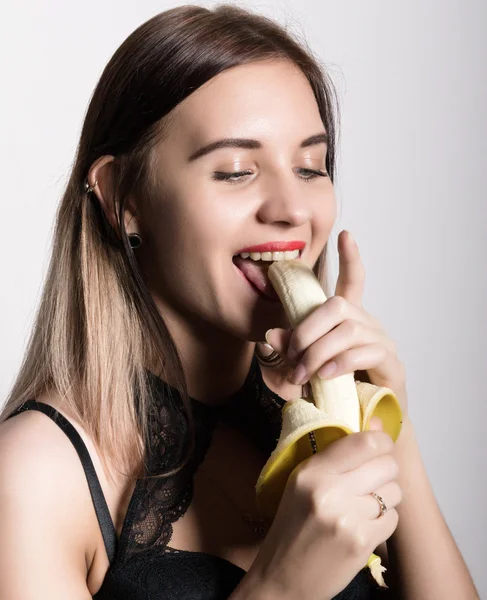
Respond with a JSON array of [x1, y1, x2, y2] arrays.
[[232, 256, 280, 302], [235, 240, 306, 254]]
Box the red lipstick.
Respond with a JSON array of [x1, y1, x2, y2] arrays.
[[235, 241, 306, 254]]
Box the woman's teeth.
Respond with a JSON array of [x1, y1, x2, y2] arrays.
[[236, 249, 300, 261]]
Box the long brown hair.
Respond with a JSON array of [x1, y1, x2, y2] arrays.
[[1, 4, 340, 483]]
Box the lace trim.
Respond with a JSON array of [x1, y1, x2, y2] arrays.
[[114, 354, 283, 565]]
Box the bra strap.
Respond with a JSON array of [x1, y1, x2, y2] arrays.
[[7, 399, 118, 564]]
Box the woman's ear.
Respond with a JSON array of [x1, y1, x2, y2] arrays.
[[87, 155, 140, 239]]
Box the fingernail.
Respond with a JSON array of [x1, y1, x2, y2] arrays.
[[318, 361, 337, 379], [290, 363, 307, 385], [265, 328, 274, 346], [369, 417, 383, 431], [347, 231, 355, 245]]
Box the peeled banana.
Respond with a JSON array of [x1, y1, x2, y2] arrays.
[[255, 258, 403, 588]]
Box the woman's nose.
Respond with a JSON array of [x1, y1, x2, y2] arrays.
[[256, 177, 312, 227]]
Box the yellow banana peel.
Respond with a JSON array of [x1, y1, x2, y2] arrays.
[[255, 259, 403, 588]]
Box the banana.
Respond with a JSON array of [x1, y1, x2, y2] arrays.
[[255, 258, 403, 588]]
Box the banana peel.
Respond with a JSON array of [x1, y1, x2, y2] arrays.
[[255, 259, 403, 588]]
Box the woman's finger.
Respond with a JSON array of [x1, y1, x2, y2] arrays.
[[334, 230, 365, 308], [360, 482, 402, 521], [281, 297, 380, 364], [289, 325, 387, 385]]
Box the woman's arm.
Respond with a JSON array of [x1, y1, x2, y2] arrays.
[[383, 416, 480, 598]]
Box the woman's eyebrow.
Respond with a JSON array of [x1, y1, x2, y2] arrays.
[[187, 132, 328, 162]]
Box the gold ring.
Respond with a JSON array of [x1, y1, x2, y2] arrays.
[[370, 492, 387, 518]]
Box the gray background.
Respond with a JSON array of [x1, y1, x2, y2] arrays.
[[1, 0, 485, 595]]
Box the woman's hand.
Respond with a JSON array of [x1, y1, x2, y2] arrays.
[[242, 427, 401, 600], [265, 230, 408, 418]]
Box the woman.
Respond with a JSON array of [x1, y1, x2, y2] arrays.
[[0, 4, 478, 599]]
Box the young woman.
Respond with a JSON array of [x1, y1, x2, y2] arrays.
[[0, 4, 478, 599]]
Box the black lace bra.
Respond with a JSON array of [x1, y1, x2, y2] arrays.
[[8, 354, 388, 599]]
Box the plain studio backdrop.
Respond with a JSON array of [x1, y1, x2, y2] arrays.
[[1, 0, 485, 595]]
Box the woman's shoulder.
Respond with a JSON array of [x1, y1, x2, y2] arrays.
[[0, 390, 101, 594], [0, 389, 101, 536], [0, 389, 101, 486], [0, 388, 129, 520], [0, 390, 136, 595]]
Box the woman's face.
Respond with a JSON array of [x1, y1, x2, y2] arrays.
[[137, 59, 336, 343]]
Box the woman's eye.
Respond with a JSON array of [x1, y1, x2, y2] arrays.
[[297, 168, 329, 181], [212, 170, 253, 183], [211, 168, 329, 184]]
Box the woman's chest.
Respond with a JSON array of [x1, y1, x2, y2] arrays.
[[168, 419, 271, 571]]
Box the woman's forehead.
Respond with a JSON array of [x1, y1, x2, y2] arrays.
[[166, 61, 322, 150]]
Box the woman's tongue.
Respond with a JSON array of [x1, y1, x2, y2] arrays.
[[233, 255, 280, 300]]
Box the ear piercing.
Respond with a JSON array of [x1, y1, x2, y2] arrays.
[[83, 178, 142, 249], [128, 233, 142, 249], [84, 178, 98, 194]]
